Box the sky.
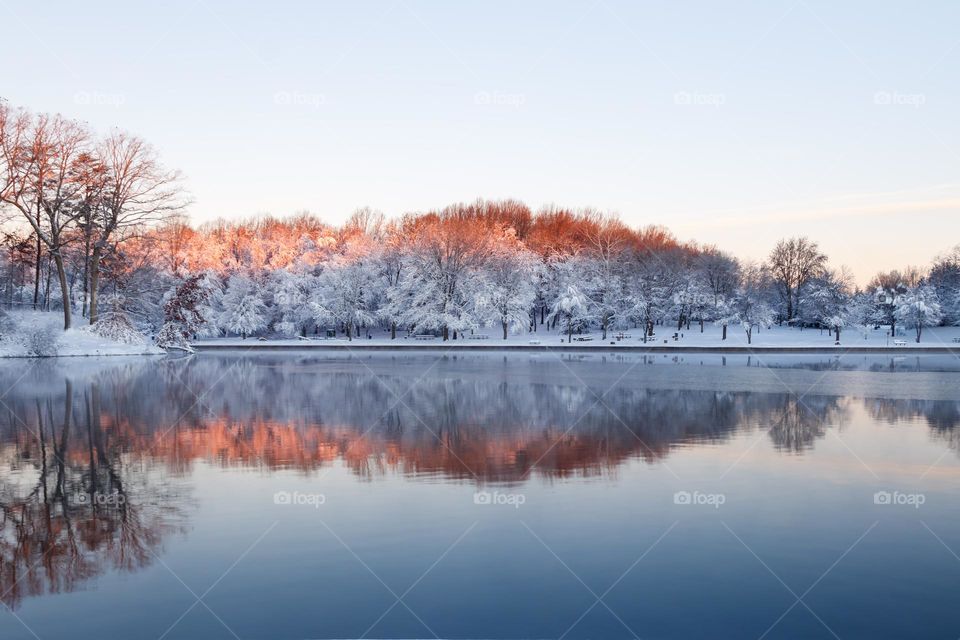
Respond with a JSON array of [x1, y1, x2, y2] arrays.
[[2, 0, 958, 283]]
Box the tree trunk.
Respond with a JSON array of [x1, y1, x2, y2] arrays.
[[746, 328, 752, 344], [502, 321, 508, 340], [722, 324, 727, 340], [82, 232, 90, 318], [33, 235, 41, 310], [916, 326, 922, 343], [391, 322, 396, 340], [53, 253, 71, 330], [88, 247, 102, 324], [835, 326, 840, 343]]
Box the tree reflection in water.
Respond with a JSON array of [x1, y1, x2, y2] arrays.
[[1, 354, 958, 608], [0, 379, 189, 610]]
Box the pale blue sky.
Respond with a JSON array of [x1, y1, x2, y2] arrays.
[[3, 0, 958, 282]]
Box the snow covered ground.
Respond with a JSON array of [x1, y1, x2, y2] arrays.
[[192, 323, 960, 350], [0, 310, 164, 358]]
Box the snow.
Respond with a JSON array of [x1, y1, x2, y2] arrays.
[[191, 323, 960, 350], [0, 310, 164, 358]]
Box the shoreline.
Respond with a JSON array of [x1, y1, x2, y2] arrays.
[[189, 342, 960, 355]]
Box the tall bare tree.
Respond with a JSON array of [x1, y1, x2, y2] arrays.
[[1, 108, 90, 329], [90, 131, 186, 323], [768, 236, 827, 323]]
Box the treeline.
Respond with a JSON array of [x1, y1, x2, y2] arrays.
[[2, 102, 959, 346]]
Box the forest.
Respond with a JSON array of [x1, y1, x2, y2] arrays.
[[2, 102, 959, 351]]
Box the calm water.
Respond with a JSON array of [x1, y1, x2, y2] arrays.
[[1, 352, 959, 639]]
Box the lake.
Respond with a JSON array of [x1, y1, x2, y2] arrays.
[[1, 351, 959, 639]]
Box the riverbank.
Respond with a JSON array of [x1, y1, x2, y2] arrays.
[[0, 310, 163, 358], [190, 342, 960, 354], [192, 324, 960, 354]]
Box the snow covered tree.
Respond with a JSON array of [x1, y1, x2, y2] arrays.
[[720, 263, 774, 344], [928, 246, 960, 325], [768, 236, 827, 323], [270, 269, 315, 336], [91, 293, 145, 344], [582, 218, 632, 339], [390, 211, 497, 340], [846, 292, 876, 340], [475, 233, 539, 339], [895, 286, 943, 343], [800, 270, 853, 343], [156, 274, 210, 350], [311, 242, 376, 340], [218, 274, 267, 339], [547, 257, 594, 342], [672, 274, 714, 332]]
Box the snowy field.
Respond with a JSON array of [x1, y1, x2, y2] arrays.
[[0, 311, 163, 358], [192, 323, 960, 350]]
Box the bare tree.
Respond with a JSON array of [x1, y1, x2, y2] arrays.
[[90, 131, 186, 323], [767, 236, 827, 323], [1, 108, 90, 329]]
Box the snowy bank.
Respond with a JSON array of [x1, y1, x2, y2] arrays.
[[192, 324, 960, 352], [0, 310, 164, 358]]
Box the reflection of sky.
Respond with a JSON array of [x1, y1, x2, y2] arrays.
[[4, 1, 959, 281]]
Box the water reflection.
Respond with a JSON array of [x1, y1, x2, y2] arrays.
[[0, 379, 188, 609], [1, 353, 959, 610]]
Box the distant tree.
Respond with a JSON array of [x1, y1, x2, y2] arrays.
[[928, 246, 960, 325], [270, 269, 315, 336], [475, 233, 539, 339], [548, 258, 594, 342], [802, 269, 853, 343], [721, 263, 774, 344], [696, 247, 739, 309], [391, 209, 497, 340], [895, 286, 943, 343], [768, 237, 827, 323], [218, 274, 267, 338], [156, 274, 210, 349], [311, 241, 376, 340]]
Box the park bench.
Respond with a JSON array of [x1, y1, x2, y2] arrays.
[[893, 339, 907, 347], [413, 334, 436, 340], [573, 335, 594, 342], [952, 337, 960, 343], [467, 334, 489, 339]]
